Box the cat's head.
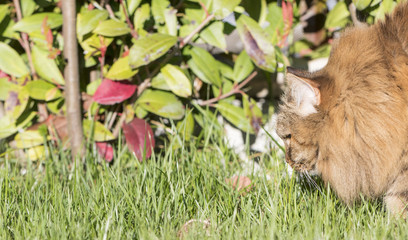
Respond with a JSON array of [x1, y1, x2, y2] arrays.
[[276, 67, 323, 173]]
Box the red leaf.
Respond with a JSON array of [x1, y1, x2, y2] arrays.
[[122, 50, 130, 57], [279, 1, 294, 47], [96, 142, 114, 162], [46, 29, 53, 48], [88, 3, 95, 10], [41, 16, 49, 35], [123, 118, 155, 161], [99, 35, 107, 58], [93, 79, 137, 105]]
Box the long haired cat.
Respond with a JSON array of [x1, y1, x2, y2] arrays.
[[276, 2, 408, 215]]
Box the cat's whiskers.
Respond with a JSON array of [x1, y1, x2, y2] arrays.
[[302, 170, 325, 196]]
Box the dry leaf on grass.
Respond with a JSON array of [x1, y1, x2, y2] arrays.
[[225, 176, 252, 194], [177, 219, 211, 239]]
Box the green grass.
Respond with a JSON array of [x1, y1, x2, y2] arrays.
[[1, 127, 407, 239]]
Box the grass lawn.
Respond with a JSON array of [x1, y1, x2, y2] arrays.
[[1, 126, 407, 239]]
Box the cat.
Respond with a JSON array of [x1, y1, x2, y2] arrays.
[[276, 2, 408, 216]]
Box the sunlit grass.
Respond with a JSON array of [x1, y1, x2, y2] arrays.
[[0, 125, 406, 239]]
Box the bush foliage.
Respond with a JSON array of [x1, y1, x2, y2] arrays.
[[0, 0, 400, 161]]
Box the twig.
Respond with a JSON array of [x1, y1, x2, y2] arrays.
[[112, 92, 139, 138], [198, 71, 258, 106], [179, 13, 215, 48], [105, 3, 117, 20], [112, 113, 126, 138], [13, 0, 36, 77], [136, 51, 176, 96], [119, 0, 138, 39], [150, 120, 174, 134], [348, 3, 364, 27], [107, 105, 119, 129]]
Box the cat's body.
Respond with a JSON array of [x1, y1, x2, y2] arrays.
[[276, 2, 408, 215]]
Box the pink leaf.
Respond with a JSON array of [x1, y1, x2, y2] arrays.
[[123, 118, 155, 161], [96, 142, 114, 162], [0, 70, 10, 79], [93, 79, 137, 105]]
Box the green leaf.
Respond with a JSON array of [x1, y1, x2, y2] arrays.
[[5, 88, 29, 120], [0, 111, 36, 139], [370, 0, 382, 7], [325, 2, 350, 29], [177, 111, 195, 141], [26, 145, 45, 161], [133, 3, 150, 30], [14, 130, 44, 149], [212, 78, 234, 98], [243, 94, 262, 133], [188, 47, 221, 86], [129, 33, 177, 68], [0, 78, 17, 101], [77, 10, 109, 39], [135, 105, 148, 119], [233, 50, 254, 83], [375, 0, 396, 21], [80, 34, 113, 58], [136, 89, 185, 120], [106, 56, 138, 80], [200, 21, 227, 51], [25, 80, 61, 101], [353, 0, 372, 10], [93, 19, 130, 37], [127, 0, 142, 15], [216, 101, 252, 133], [163, 8, 177, 36], [160, 64, 192, 98], [151, 73, 171, 91], [236, 14, 276, 72], [32, 45, 65, 85], [0, 42, 29, 77], [2, 18, 18, 39], [151, 0, 170, 24], [265, 3, 284, 45], [0, 4, 9, 24], [45, 86, 63, 101], [28, 30, 48, 49], [218, 61, 234, 80], [86, 79, 102, 96], [21, 0, 36, 17], [83, 119, 115, 142], [13, 13, 63, 33], [213, 0, 241, 18], [243, 94, 262, 119], [46, 97, 64, 114]]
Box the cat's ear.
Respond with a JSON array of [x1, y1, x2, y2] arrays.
[[286, 68, 321, 116]]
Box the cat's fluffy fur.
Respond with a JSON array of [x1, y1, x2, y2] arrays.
[[276, 2, 408, 215]]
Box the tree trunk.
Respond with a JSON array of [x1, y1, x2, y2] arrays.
[[62, 0, 83, 160]]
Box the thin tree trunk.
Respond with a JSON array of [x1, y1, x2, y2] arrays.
[[62, 0, 83, 160]]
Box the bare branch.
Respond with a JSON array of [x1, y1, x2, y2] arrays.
[[119, 0, 138, 39], [349, 3, 364, 27], [13, 0, 36, 77], [179, 14, 215, 48], [198, 71, 258, 106]]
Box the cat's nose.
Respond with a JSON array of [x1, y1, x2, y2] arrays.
[[285, 149, 294, 165], [286, 66, 296, 74]]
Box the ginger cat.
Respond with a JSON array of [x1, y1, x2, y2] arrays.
[[276, 2, 408, 215]]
